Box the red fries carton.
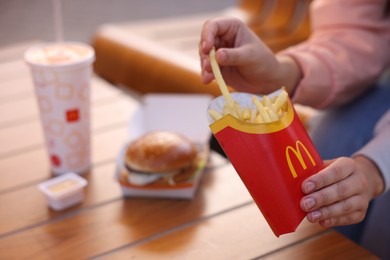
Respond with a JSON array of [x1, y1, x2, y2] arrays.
[[208, 90, 324, 236]]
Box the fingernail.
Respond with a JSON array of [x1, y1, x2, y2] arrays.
[[218, 49, 226, 62], [201, 41, 206, 51], [305, 181, 315, 193], [303, 198, 315, 210]]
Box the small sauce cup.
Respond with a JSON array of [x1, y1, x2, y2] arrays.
[[38, 172, 87, 211]]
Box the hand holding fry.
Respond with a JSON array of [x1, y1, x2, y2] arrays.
[[200, 17, 301, 96], [208, 46, 289, 124]]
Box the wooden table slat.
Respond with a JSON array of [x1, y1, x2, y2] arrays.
[[104, 203, 326, 260], [261, 232, 379, 260]]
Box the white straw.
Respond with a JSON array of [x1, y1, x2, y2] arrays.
[[52, 0, 64, 42]]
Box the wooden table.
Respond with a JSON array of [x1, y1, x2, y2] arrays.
[[0, 58, 379, 259]]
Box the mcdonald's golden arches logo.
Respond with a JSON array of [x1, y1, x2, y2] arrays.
[[286, 140, 316, 179]]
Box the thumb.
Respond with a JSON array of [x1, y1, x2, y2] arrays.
[[216, 45, 254, 66]]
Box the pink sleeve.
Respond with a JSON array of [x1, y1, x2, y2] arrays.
[[278, 0, 390, 108], [355, 110, 390, 193]]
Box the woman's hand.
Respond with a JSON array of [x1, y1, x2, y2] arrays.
[[198, 17, 302, 95], [300, 156, 384, 227]]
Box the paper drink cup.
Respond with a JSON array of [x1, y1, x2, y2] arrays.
[[208, 90, 324, 236], [24, 42, 95, 175]]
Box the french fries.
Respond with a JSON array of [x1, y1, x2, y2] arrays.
[[208, 47, 289, 124], [209, 48, 233, 104]]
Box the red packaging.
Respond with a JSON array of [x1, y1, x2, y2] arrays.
[[208, 90, 324, 236]]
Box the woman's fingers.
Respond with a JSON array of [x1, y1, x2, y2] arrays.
[[300, 157, 380, 228], [305, 195, 368, 224], [319, 211, 366, 227], [301, 158, 354, 194], [301, 175, 363, 212]]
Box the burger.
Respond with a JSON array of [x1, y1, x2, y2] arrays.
[[119, 131, 202, 187]]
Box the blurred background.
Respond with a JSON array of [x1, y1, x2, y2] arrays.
[[0, 0, 235, 48]]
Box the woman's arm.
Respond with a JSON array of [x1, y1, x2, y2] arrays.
[[279, 0, 390, 108], [301, 109, 390, 226]]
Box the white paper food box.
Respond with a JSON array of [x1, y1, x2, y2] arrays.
[[116, 94, 212, 199]]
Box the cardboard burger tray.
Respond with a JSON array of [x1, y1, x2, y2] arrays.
[[115, 93, 212, 199]]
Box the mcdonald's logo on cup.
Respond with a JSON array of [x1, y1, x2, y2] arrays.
[[286, 140, 316, 179]]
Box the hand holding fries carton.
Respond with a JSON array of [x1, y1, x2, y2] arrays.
[[208, 90, 324, 236], [207, 47, 323, 236]]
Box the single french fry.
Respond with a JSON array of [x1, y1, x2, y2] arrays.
[[252, 96, 271, 123], [208, 109, 223, 121], [234, 102, 243, 119], [242, 107, 251, 121], [250, 108, 257, 123], [254, 113, 264, 123], [209, 47, 245, 118], [273, 89, 288, 112], [223, 103, 239, 118], [209, 48, 234, 105], [262, 95, 278, 114], [222, 104, 231, 116], [262, 95, 272, 107], [267, 107, 279, 121]]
